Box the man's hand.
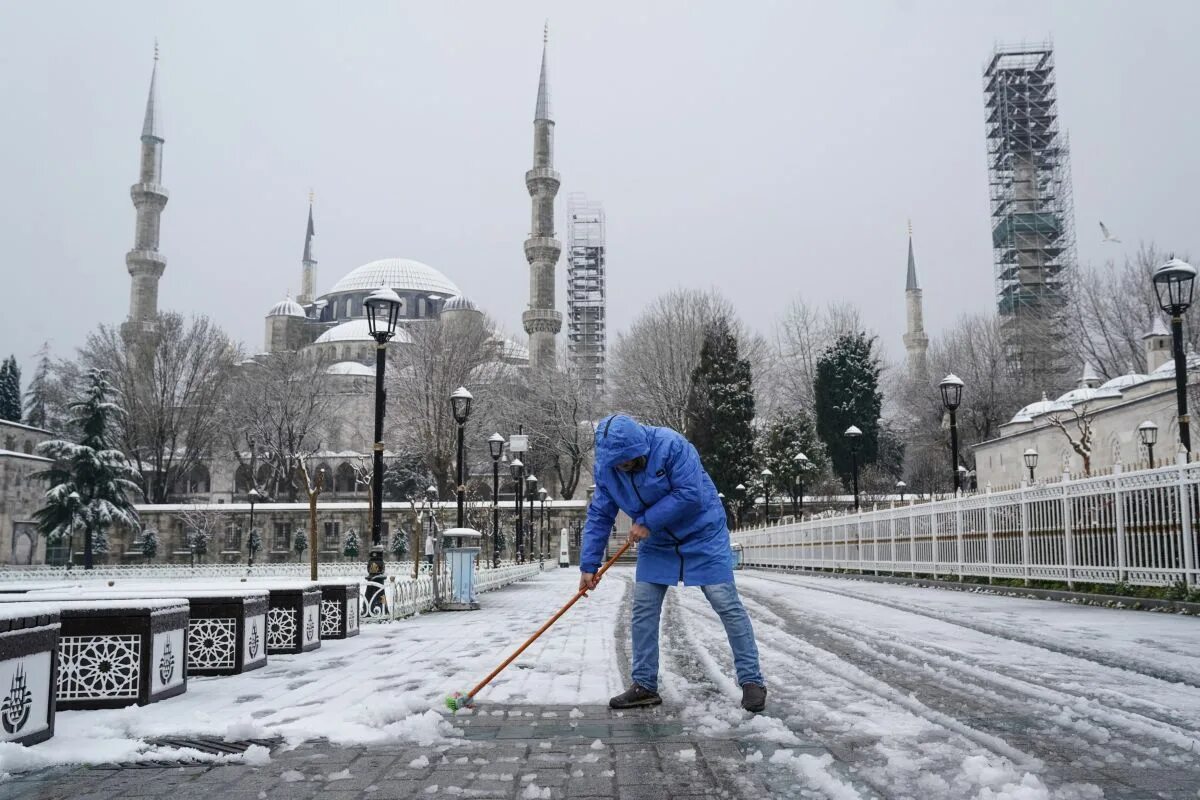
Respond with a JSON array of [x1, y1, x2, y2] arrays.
[[628, 522, 651, 543], [579, 573, 600, 593]]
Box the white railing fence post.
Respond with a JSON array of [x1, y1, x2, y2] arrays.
[[1062, 470, 1075, 590], [985, 485, 995, 584], [1114, 464, 1128, 584], [1178, 454, 1196, 588], [1020, 482, 1031, 586], [954, 495, 965, 581]]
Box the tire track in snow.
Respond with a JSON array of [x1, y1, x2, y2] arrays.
[[746, 571, 1200, 689]]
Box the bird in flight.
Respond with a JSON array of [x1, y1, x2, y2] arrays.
[[1099, 221, 1121, 243]]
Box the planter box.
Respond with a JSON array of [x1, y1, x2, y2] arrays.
[[0, 603, 60, 746], [318, 580, 360, 639], [52, 600, 189, 710], [262, 584, 321, 654]]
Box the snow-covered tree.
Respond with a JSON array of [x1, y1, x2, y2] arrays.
[[685, 317, 756, 499], [23, 343, 53, 429], [390, 527, 409, 560], [814, 332, 882, 487], [293, 528, 308, 561], [247, 528, 263, 565], [140, 527, 159, 560], [0, 355, 21, 422], [32, 368, 141, 569], [755, 411, 828, 512], [343, 528, 361, 558]]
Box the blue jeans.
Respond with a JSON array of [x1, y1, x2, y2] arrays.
[[630, 581, 763, 693]]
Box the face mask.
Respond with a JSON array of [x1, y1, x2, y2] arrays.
[[617, 456, 647, 474]]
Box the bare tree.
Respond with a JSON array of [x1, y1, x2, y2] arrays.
[[80, 314, 241, 502], [225, 349, 336, 502], [771, 299, 863, 414], [387, 313, 506, 495], [608, 289, 766, 431], [175, 504, 224, 567], [1047, 402, 1098, 476]]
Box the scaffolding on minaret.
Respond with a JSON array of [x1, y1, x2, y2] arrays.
[[566, 193, 607, 391]]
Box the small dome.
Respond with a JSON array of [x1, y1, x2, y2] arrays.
[[442, 295, 479, 312], [314, 319, 414, 345], [325, 258, 461, 297], [1055, 386, 1122, 404], [325, 361, 375, 377], [268, 297, 306, 318], [489, 334, 529, 363], [1011, 393, 1071, 423], [1099, 372, 1151, 391]]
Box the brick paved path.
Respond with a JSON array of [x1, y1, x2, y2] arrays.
[[2, 705, 846, 800]]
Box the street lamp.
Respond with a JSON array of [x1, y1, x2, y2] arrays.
[[760, 468, 773, 525], [509, 458, 524, 562], [957, 465, 968, 495], [247, 487, 261, 566], [1138, 420, 1159, 467], [488, 433, 504, 567], [735, 483, 747, 529], [67, 490, 81, 570], [1023, 448, 1039, 484], [896, 480, 906, 502], [845, 425, 862, 511], [939, 373, 965, 493], [449, 386, 473, 531], [363, 283, 402, 582], [793, 452, 809, 516], [1153, 257, 1197, 454], [526, 475, 539, 564], [538, 487, 548, 566]]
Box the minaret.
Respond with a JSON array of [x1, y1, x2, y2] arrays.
[[902, 221, 929, 376], [124, 43, 169, 340], [522, 23, 563, 369], [298, 192, 317, 305]]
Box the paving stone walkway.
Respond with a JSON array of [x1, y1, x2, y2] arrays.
[[2, 705, 844, 800]]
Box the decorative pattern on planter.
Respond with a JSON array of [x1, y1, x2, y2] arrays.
[[158, 641, 176, 685], [266, 608, 296, 651], [58, 635, 140, 701], [246, 616, 263, 662], [320, 600, 342, 637], [305, 611, 316, 643], [188, 618, 236, 671]]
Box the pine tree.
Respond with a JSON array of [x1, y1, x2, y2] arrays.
[[247, 529, 263, 565], [684, 317, 756, 497], [187, 526, 209, 565], [755, 411, 828, 512], [141, 527, 159, 560], [390, 528, 409, 560], [23, 344, 52, 429], [32, 368, 141, 568], [293, 529, 308, 561], [814, 332, 883, 487], [343, 529, 361, 558], [0, 355, 21, 422]]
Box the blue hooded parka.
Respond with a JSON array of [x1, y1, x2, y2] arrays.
[[580, 414, 734, 586]]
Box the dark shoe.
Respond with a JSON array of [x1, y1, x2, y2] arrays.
[[609, 684, 662, 709], [741, 683, 766, 713]]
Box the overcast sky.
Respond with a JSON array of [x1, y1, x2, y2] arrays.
[[3, 1, 1199, 382]]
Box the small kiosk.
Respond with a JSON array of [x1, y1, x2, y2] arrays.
[[441, 527, 482, 611]]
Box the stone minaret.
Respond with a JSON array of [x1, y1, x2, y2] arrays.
[[298, 193, 317, 305], [902, 222, 929, 376], [522, 24, 563, 369], [124, 45, 169, 340]]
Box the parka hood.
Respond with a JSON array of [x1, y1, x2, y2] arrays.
[[595, 414, 650, 470]]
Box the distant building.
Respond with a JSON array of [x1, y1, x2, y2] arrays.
[[0, 419, 53, 565], [902, 223, 928, 378], [566, 193, 607, 390]]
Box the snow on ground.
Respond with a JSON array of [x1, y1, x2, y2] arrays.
[[0, 568, 623, 775]]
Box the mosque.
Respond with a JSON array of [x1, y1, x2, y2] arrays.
[[120, 35, 560, 503]]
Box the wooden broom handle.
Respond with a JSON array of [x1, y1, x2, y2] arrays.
[[467, 539, 634, 700]]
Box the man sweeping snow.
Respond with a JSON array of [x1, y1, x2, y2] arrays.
[[579, 414, 766, 713]]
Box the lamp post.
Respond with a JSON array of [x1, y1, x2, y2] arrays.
[[538, 487, 548, 566], [793, 452, 808, 516], [1023, 448, 1039, 484], [449, 387, 473, 539], [488, 433, 504, 567], [896, 480, 906, 503], [760, 468, 773, 525], [247, 488, 261, 566], [735, 483, 747, 529], [363, 284, 402, 581], [939, 373, 965, 493], [67, 490, 81, 570], [510, 458, 524, 562], [1138, 420, 1159, 467], [526, 475, 539, 564], [845, 425, 862, 511], [425, 485, 440, 604], [1153, 258, 1197, 454]]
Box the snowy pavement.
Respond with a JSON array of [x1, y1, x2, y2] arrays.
[[5, 566, 1200, 798]]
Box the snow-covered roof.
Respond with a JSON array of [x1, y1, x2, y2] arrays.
[[323, 258, 460, 297], [1151, 351, 1200, 376], [1010, 393, 1071, 423], [0, 418, 53, 435], [442, 295, 479, 313], [490, 334, 529, 363], [314, 319, 414, 345], [268, 296, 306, 318], [1144, 316, 1171, 338], [1098, 372, 1151, 391], [325, 361, 375, 377], [0, 449, 52, 462], [1054, 386, 1120, 405]]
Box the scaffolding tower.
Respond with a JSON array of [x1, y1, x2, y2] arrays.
[[566, 193, 607, 391], [984, 42, 1076, 380]]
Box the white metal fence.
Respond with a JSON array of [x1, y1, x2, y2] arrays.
[[738, 461, 1200, 588]]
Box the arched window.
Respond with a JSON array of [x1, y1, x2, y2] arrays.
[[185, 463, 211, 494], [335, 462, 357, 493], [235, 464, 252, 494], [1110, 436, 1122, 468], [3, 436, 14, 451], [345, 297, 353, 318], [22, 440, 33, 455]]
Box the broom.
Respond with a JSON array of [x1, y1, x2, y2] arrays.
[[445, 539, 634, 712]]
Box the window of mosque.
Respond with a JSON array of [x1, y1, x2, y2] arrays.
[[224, 522, 242, 551], [23, 440, 33, 454], [273, 522, 292, 551], [184, 464, 210, 494], [335, 462, 356, 493], [345, 297, 353, 318], [323, 520, 340, 550], [235, 464, 252, 494], [3, 436, 14, 451]]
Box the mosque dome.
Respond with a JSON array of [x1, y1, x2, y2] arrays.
[[314, 319, 414, 345], [1098, 372, 1151, 392], [442, 295, 479, 313], [1010, 393, 1071, 423], [326, 258, 461, 297], [325, 361, 375, 377], [267, 297, 306, 318]]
